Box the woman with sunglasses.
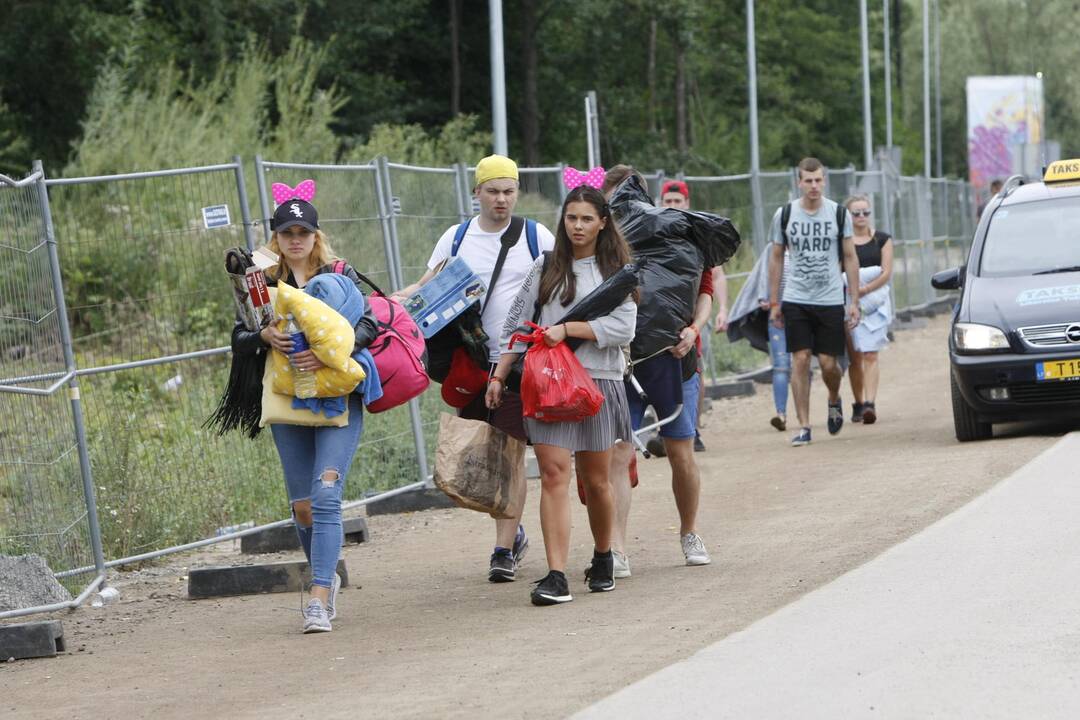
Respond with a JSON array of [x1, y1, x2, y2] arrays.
[[843, 195, 893, 424]]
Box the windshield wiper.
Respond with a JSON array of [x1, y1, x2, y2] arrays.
[[1033, 266, 1080, 275]]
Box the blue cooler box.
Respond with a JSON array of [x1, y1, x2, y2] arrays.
[[404, 256, 487, 338]]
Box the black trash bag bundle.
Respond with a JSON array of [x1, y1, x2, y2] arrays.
[[608, 175, 741, 359]]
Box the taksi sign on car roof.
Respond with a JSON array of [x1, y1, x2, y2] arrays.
[[1043, 159, 1080, 184]]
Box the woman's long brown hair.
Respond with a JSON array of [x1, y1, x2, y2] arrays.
[[539, 185, 636, 306]]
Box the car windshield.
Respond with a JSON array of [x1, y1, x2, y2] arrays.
[[980, 198, 1080, 277]]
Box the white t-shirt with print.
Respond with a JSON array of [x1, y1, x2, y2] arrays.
[[428, 217, 556, 362]]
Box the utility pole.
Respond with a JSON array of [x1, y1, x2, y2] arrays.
[[884, 0, 893, 149], [933, 0, 943, 177], [747, 0, 766, 249], [922, 0, 931, 178], [489, 0, 508, 155], [860, 0, 873, 169]]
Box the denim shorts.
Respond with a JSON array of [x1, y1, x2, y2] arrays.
[[625, 354, 699, 440]]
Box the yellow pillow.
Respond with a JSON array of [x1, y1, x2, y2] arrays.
[[268, 285, 366, 398], [259, 354, 348, 428]]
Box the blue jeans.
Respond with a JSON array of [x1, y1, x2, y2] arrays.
[[768, 326, 790, 416], [270, 394, 364, 589], [627, 369, 700, 440]]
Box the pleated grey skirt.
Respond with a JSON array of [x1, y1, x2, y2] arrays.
[[525, 379, 634, 453]]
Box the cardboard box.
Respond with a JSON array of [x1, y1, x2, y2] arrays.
[[403, 256, 486, 338]]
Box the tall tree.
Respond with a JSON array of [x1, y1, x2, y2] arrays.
[[449, 0, 462, 116]]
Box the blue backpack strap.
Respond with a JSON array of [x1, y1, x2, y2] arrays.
[[451, 218, 472, 257], [525, 219, 539, 260]]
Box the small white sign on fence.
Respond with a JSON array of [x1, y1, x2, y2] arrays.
[[202, 204, 231, 229]]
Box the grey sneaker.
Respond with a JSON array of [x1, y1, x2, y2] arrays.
[[302, 598, 332, 633], [681, 533, 711, 566], [613, 550, 632, 579], [326, 573, 342, 621]]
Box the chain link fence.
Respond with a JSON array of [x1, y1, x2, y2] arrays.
[[0, 156, 974, 617]]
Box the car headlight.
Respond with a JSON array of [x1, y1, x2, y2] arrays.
[[953, 323, 1010, 352]]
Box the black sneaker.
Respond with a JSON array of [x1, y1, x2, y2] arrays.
[[827, 399, 844, 435], [488, 549, 515, 583], [851, 402, 865, 423], [862, 402, 877, 425], [511, 525, 529, 566], [531, 571, 573, 606], [585, 551, 615, 593], [693, 434, 706, 452]]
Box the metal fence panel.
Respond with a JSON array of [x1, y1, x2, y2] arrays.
[[41, 164, 285, 564], [0, 156, 975, 614], [0, 171, 105, 616]]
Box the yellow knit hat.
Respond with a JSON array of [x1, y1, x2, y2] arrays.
[[474, 155, 519, 188]]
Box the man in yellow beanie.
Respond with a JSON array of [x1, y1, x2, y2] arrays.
[[395, 154, 555, 583]]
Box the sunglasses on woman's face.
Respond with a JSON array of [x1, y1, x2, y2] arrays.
[[850, 209, 872, 217]]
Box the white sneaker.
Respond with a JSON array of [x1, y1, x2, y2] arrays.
[[302, 598, 332, 633], [326, 573, 342, 621], [613, 550, 632, 579], [681, 533, 711, 566]]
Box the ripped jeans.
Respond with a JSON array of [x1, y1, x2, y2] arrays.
[[768, 326, 791, 416], [270, 394, 364, 589]]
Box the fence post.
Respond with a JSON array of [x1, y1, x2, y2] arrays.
[[750, 168, 766, 254], [233, 155, 256, 252], [33, 161, 108, 581], [916, 175, 934, 306], [453, 162, 471, 224], [253, 155, 272, 245], [373, 156, 431, 486]]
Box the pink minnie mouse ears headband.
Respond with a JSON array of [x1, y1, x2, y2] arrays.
[[563, 166, 605, 191], [271, 179, 317, 205]]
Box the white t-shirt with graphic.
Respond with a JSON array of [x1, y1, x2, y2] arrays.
[[428, 217, 556, 361], [769, 198, 853, 306]]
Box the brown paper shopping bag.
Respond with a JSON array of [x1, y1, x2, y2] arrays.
[[433, 412, 526, 519]]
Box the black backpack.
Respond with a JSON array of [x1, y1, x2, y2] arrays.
[[779, 202, 849, 264]]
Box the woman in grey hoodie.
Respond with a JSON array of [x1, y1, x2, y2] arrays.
[[487, 185, 637, 607]]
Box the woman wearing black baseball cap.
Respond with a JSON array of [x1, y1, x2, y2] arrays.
[[230, 186, 378, 633]]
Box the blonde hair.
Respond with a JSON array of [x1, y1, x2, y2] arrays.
[[844, 194, 872, 211], [266, 228, 339, 281]]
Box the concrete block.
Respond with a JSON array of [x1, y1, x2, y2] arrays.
[[240, 517, 369, 554], [0, 620, 65, 660], [744, 366, 775, 384], [187, 559, 348, 599], [366, 487, 456, 516], [704, 380, 756, 400]]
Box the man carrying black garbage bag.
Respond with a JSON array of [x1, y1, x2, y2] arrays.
[[600, 165, 740, 576]]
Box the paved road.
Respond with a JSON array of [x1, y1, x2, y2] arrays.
[[0, 316, 1069, 719], [575, 432, 1080, 719]]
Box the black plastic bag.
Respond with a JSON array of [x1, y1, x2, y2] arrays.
[[609, 175, 740, 359]]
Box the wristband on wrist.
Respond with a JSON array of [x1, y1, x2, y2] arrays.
[[488, 376, 504, 386], [769, 301, 780, 308]]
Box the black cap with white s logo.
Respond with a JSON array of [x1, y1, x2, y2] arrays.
[[270, 198, 320, 232]]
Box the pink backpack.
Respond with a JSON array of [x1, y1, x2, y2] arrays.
[[334, 261, 429, 413]]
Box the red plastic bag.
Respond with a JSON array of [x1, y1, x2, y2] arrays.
[[510, 322, 604, 423]]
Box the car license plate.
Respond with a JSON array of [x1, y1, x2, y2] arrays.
[[1036, 358, 1080, 381]]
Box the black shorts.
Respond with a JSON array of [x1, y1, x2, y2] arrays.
[[781, 302, 845, 357]]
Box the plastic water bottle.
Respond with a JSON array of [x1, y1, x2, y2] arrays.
[[284, 313, 318, 399]]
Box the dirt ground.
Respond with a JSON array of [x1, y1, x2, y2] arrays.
[[1, 315, 1068, 719]]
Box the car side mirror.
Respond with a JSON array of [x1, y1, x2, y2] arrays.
[[931, 266, 964, 290]]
